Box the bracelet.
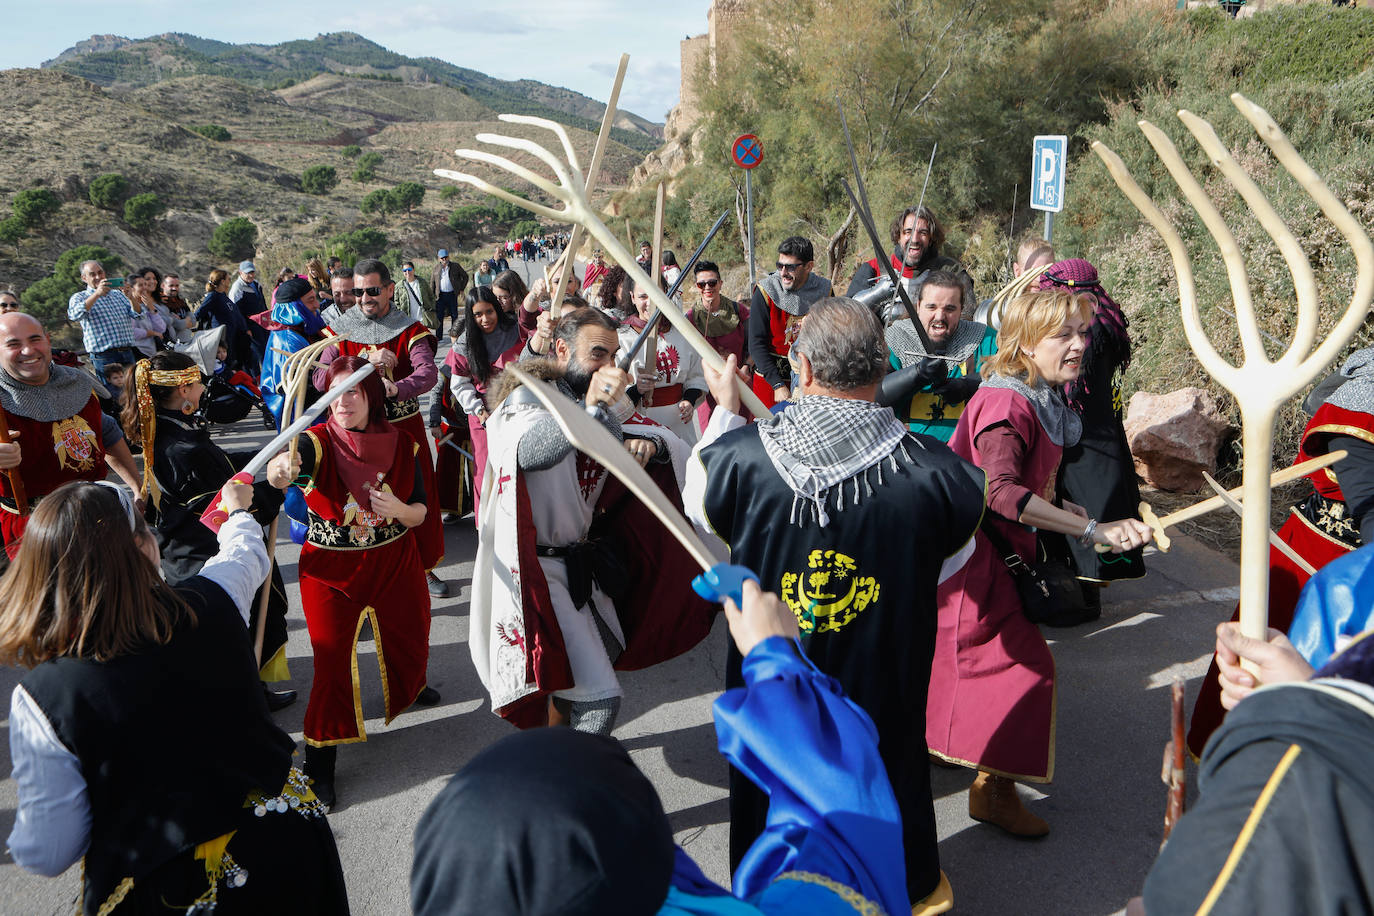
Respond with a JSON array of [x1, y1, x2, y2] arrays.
[[228, 508, 253, 519], [1077, 518, 1098, 547]]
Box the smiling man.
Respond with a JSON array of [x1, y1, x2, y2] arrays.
[[0, 312, 141, 556], [846, 205, 975, 322], [313, 259, 448, 598], [747, 236, 832, 403], [877, 270, 999, 442]]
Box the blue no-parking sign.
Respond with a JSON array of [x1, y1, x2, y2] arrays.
[[1030, 135, 1067, 213]]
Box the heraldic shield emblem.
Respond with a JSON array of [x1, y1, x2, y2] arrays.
[[52, 416, 98, 471]]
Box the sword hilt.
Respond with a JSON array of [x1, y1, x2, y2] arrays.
[[692, 563, 760, 608]]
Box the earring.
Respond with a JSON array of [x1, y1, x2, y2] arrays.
[[181, 399, 195, 415]]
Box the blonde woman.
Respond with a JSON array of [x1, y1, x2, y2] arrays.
[[926, 288, 1153, 837]]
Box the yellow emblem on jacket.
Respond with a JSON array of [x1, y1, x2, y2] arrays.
[[781, 549, 881, 634], [342, 484, 393, 546], [51, 416, 99, 471]]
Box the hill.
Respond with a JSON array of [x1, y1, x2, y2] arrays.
[[43, 31, 663, 151], [0, 66, 640, 338]]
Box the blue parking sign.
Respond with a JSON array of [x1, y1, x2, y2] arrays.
[[1030, 135, 1067, 213]]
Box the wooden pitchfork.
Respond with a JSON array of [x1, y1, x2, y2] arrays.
[[1092, 94, 1374, 645], [434, 104, 770, 418]]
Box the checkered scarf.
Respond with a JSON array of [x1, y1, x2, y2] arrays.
[[756, 394, 913, 528]]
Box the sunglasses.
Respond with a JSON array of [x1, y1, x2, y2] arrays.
[[776, 261, 805, 273], [696, 279, 720, 289], [353, 286, 384, 297], [402, 268, 414, 273]]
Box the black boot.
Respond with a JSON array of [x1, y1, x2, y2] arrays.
[[304, 745, 337, 809], [261, 681, 297, 712]]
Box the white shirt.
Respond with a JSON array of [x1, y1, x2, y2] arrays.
[[439, 264, 454, 294], [406, 280, 425, 321]]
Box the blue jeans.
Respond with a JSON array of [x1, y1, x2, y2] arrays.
[[91, 346, 140, 389]]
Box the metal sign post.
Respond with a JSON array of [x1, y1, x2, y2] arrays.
[[732, 133, 763, 290], [1030, 134, 1067, 242]]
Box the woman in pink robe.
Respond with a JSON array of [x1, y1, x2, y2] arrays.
[[449, 286, 534, 520], [927, 288, 1153, 838]]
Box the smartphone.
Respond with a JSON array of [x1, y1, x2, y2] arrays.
[[106, 277, 125, 288]]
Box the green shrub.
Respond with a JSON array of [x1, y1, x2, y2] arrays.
[[361, 189, 393, 215], [511, 219, 541, 241], [193, 124, 232, 141], [448, 204, 496, 233], [123, 192, 164, 231], [328, 227, 389, 260], [301, 165, 339, 195], [351, 152, 383, 183], [0, 216, 25, 249], [12, 188, 62, 227], [209, 217, 258, 261], [439, 185, 461, 201], [390, 181, 425, 213], [88, 173, 129, 210], [341, 145, 362, 158]]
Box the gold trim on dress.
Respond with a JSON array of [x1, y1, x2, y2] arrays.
[[1289, 506, 1359, 553], [772, 870, 883, 915]]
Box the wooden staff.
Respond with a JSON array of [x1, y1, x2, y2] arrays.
[[641, 181, 667, 376], [0, 404, 27, 515], [1093, 94, 1374, 643], [551, 53, 628, 319], [1161, 679, 1187, 844], [253, 517, 278, 667]]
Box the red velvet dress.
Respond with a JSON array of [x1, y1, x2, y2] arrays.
[[297, 423, 431, 746], [927, 386, 1058, 781], [1186, 401, 1371, 756], [0, 394, 109, 553], [328, 324, 444, 572]]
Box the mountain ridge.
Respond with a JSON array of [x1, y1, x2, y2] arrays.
[[42, 31, 663, 151]]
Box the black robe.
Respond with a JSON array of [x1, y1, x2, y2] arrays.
[[699, 424, 985, 904], [1144, 680, 1374, 914], [147, 411, 289, 673]]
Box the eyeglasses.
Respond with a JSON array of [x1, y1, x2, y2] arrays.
[[776, 261, 805, 273], [696, 279, 720, 289], [353, 286, 383, 297]]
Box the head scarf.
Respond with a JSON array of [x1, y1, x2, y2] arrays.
[[322, 358, 398, 508], [1037, 258, 1131, 409], [411, 728, 674, 916], [133, 358, 201, 507], [274, 276, 311, 304]]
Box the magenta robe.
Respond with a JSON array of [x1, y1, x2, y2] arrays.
[[926, 385, 1057, 782]]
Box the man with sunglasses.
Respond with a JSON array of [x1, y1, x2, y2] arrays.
[[686, 260, 750, 366], [747, 237, 832, 404], [396, 260, 437, 331], [314, 258, 449, 598]]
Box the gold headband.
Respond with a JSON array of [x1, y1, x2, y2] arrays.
[[133, 361, 202, 507]]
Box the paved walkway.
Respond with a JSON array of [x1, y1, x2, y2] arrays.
[[0, 354, 1239, 915]]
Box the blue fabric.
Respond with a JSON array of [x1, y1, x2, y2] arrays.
[[259, 300, 324, 424], [1289, 543, 1374, 668], [712, 637, 906, 916]]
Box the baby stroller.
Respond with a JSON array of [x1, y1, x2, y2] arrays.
[[175, 328, 276, 429]]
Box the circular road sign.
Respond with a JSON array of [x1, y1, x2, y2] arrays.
[[732, 134, 763, 170]]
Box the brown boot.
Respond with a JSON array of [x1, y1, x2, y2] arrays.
[[968, 772, 1049, 838]]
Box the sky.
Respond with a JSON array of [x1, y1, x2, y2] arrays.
[[1, 0, 715, 123]]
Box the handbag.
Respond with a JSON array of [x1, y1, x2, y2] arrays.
[[978, 517, 1089, 626]]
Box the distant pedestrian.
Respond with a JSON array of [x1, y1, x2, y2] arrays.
[[431, 249, 469, 340]]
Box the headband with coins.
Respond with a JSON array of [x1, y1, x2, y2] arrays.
[[133, 359, 202, 507]]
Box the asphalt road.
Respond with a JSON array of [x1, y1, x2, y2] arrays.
[[0, 303, 1240, 915]]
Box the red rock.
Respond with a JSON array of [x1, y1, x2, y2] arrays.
[[1125, 388, 1231, 492]]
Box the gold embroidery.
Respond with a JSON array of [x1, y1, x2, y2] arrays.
[[772, 870, 883, 915], [781, 549, 881, 635]]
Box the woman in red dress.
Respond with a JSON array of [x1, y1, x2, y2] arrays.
[[267, 356, 436, 808], [928, 288, 1153, 837]]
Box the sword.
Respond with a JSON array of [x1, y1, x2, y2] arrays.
[[1202, 471, 1317, 575], [836, 99, 934, 353], [1095, 449, 1346, 553], [617, 209, 732, 374], [508, 365, 757, 606], [199, 361, 377, 532], [916, 143, 937, 216]]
